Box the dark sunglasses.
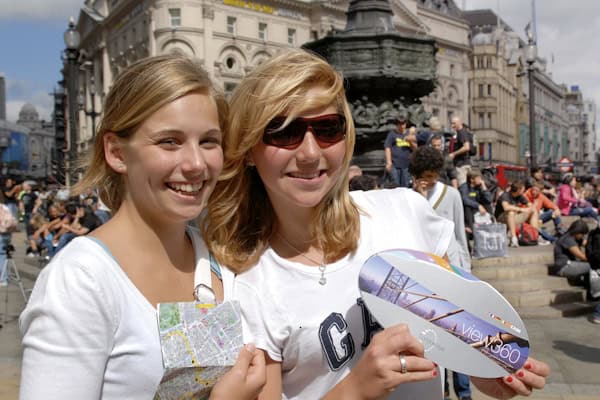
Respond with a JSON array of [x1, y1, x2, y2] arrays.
[[263, 113, 346, 149]]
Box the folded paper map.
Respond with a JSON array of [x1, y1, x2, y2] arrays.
[[154, 300, 243, 400]]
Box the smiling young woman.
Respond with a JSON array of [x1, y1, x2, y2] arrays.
[[19, 54, 265, 400], [203, 49, 550, 400]]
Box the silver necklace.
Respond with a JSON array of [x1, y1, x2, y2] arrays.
[[277, 233, 327, 285]]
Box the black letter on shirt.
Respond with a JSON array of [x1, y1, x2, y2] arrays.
[[319, 312, 355, 371], [356, 298, 382, 349]]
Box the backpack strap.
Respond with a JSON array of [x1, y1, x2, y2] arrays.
[[433, 184, 448, 210]]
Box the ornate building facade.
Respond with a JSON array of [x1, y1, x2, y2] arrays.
[[463, 9, 522, 165], [464, 8, 568, 168], [70, 0, 471, 159], [392, 0, 470, 130], [0, 104, 55, 179], [528, 67, 568, 171], [565, 86, 589, 174], [73, 0, 348, 154], [583, 98, 598, 173]]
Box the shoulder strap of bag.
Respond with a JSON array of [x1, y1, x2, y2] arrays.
[[192, 231, 217, 304], [433, 184, 448, 210]]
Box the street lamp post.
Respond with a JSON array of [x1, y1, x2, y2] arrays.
[[79, 75, 99, 138], [63, 16, 80, 187], [525, 31, 537, 169]]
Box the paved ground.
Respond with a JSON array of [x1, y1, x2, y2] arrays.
[[1, 231, 600, 399]]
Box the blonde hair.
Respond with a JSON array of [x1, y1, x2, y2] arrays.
[[72, 54, 228, 211], [29, 213, 49, 231], [203, 49, 360, 272]]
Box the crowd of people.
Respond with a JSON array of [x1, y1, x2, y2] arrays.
[[0, 178, 110, 261], [354, 114, 600, 396], [7, 51, 554, 399], [353, 111, 600, 330]]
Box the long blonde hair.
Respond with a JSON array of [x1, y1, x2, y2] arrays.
[[203, 49, 360, 272], [72, 54, 228, 211]]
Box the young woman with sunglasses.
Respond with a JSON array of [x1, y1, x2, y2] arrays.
[[19, 55, 265, 400], [204, 49, 549, 399]]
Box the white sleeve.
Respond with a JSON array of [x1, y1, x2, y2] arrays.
[[450, 189, 471, 271], [234, 276, 287, 363], [19, 256, 117, 400]]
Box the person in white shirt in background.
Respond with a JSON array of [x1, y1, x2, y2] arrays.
[[409, 145, 473, 400]]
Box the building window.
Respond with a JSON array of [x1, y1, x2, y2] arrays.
[[169, 8, 181, 27], [487, 84, 492, 96], [259, 22, 268, 41], [227, 16, 237, 35], [311, 30, 318, 40], [288, 28, 296, 45], [479, 113, 484, 128], [225, 57, 236, 70], [432, 108, 439, 117], [478, 84, 484, 97], [449, 63, 455, 77], [487, 112, 492, 128], [486, 57, 492, 68]]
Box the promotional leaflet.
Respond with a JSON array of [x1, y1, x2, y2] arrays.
[[359, 249, 529, 378]]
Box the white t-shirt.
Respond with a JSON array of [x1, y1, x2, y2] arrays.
[[19, 227, 233, 400], [235, 188, 454, 400], [427, 181, 471, 271]]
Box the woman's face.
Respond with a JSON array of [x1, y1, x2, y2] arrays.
[[119, 91, 223, 224], [250, 87, 346, 213]]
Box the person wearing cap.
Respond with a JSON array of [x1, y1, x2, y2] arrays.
[[557, 173, 599, 220], [384, 115, 417, 188]]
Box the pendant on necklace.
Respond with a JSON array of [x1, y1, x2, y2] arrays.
[[318, 263, 327, 285]]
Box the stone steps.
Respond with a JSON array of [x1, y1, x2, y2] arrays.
[[471, 247, 593, 318]]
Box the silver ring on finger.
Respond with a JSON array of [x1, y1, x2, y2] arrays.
[[399, 354, 407, 374]]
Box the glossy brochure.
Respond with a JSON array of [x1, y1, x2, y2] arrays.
[[359, 249, 530, 378]]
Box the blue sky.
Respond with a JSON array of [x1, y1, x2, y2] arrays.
[[1, 1, 599, 128], [0, 0, 81, 122]]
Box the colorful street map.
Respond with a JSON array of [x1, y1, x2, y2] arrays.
[[154, 300, 243, 400]]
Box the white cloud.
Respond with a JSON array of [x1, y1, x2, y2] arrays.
[[0, 0, 82, 20], [6, 100, 25, 123]]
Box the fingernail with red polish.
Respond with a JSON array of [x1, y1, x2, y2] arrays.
[[525, 363, 532, 370], [506, 376, 513, 383], [433, 363, 438, 368], [518, 371, 524, 378], [432, 370, 438, 377]]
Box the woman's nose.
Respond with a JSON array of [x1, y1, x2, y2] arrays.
[[181, 145, 208, 173], [295, 130, 320, 162]]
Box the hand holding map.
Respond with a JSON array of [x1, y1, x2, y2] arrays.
[[154, 300, 243, 400]]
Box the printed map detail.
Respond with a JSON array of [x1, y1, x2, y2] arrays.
[[154, 300, 243, 400]]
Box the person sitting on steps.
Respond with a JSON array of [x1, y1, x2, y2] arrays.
[[495, 180, 548, 247]]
